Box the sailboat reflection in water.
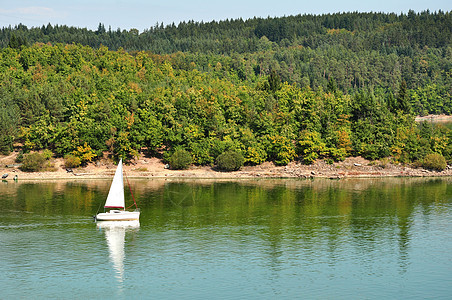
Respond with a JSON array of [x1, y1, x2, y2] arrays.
[[97, 221, 140, 284]]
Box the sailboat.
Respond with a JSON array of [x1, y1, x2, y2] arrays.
[[95, 159, 140, 221]]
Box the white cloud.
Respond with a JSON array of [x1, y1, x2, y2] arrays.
[[17, 6, 58, 17], [0, 6, 67, 27]]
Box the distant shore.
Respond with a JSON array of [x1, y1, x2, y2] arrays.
[[1, 155, 451, 181]]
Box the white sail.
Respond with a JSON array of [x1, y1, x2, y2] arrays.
[[104, 159, 125, 209]]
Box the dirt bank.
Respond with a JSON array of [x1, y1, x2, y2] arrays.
[[415, 114, 452, 122], [1, 153, 450, 181]]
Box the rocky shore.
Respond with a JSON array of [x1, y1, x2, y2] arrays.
[[1, 154, 451, 181]]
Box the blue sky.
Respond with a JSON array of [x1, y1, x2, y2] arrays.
[[0, 0, 451, 32]]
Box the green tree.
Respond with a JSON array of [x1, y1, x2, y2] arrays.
[[0, 92, 19, 154], [396, 80, 411, 113], [297, 130, 327, 164], [267, 135, 296, 166]]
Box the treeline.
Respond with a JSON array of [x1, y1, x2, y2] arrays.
[[0, 44, 451, 168], [1, 10, 451, 115], [2, 11, 450, 53]]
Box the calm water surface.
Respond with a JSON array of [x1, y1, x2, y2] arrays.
[[0, 177, 451, 299]]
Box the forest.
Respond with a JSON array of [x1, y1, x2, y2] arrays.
[[0, 11, 451, 169]]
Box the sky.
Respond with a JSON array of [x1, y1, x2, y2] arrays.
[[0, 0, 451, 32]]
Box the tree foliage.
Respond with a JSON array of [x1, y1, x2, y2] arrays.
[[1, 11, 450, 116], [0, 11, 451, 167]]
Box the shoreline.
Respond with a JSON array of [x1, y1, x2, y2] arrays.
[[1, 156, 451, 181], [415, 114, 452, 122], [2, 114, 451, 181]]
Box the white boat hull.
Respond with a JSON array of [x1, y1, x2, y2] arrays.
[[96, 220, 140, 229], [96, 210, 140, 221]]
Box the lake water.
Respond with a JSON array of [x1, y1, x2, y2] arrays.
[[0, 178, 451, 299]]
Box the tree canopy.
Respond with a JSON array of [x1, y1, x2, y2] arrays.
[[0, 11, 451, 166]]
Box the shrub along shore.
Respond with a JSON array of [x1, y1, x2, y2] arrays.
[[1, 153, 451, 181]]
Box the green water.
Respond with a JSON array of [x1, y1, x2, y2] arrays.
[[0, 178, 451, 299]]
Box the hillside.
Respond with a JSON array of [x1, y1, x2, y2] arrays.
[[0, 11, 451, 170], [2, 11, 451, 115]]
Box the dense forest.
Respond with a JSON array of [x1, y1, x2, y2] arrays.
[[0, 11, 451, 168], [1, 10, 451, 115]]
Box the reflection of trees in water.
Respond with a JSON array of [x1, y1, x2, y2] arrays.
[[2, 177, 450, 272], [135, 178, 450, 273], [6, 181, 108, 215]]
